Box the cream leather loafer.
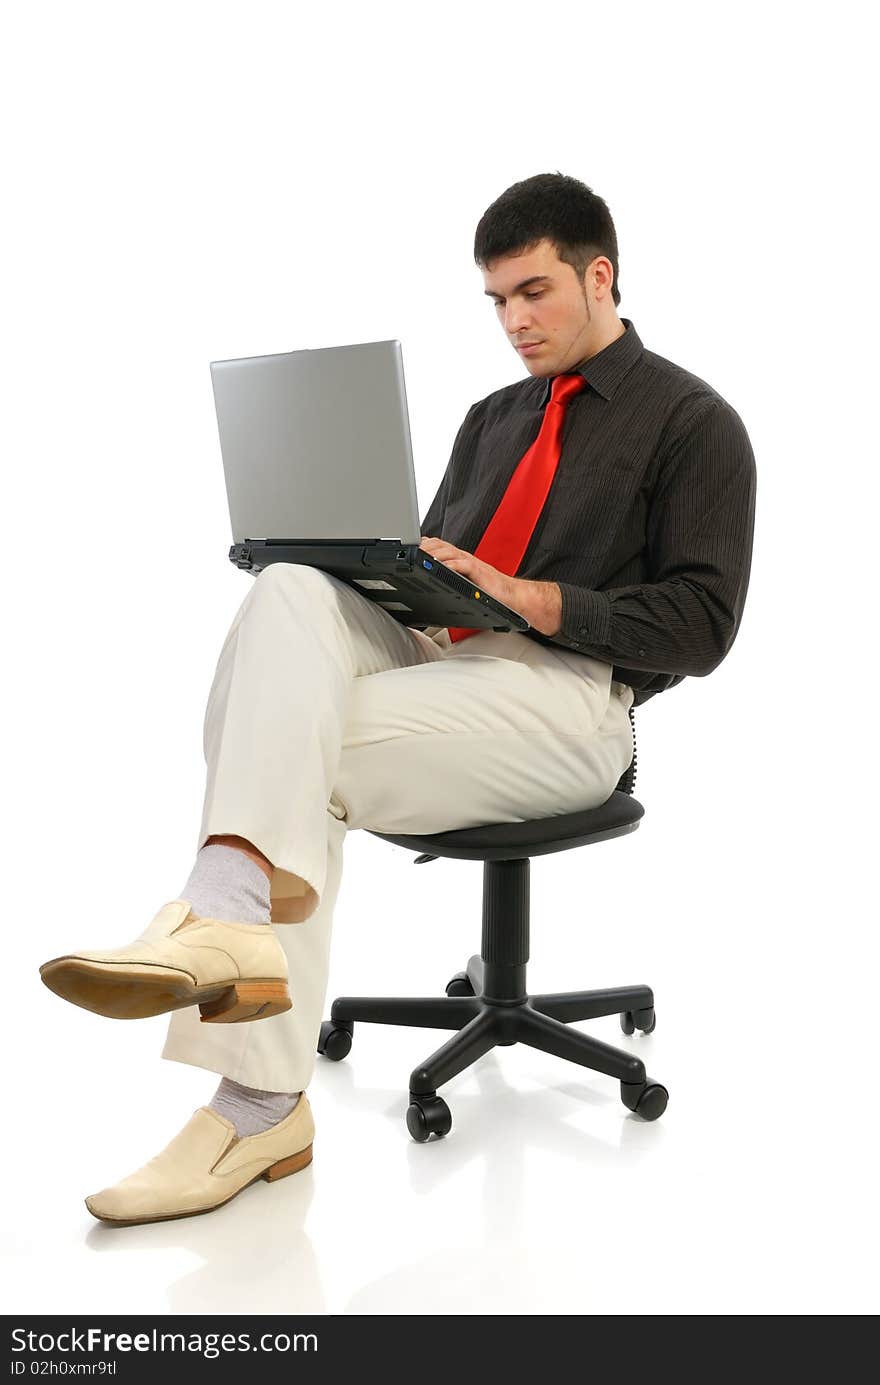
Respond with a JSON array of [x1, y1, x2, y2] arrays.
[[39, 899, 291, 1024], [85, 1093, 315, 1226]]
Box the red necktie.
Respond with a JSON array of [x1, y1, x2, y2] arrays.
[[447, 372, 586, 643]]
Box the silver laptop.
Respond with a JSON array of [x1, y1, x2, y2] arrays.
[[209, 339, 529, 633]]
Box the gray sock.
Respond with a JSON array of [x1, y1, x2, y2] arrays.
[[209, 1076, 301, 1137], [179, 843, 271, 926], [182, 847, 299, 1135]]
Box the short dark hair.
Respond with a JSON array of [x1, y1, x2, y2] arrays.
[[474, 172, 621, 308]]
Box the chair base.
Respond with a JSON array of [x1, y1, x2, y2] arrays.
[[320, 957, 668, 1136]]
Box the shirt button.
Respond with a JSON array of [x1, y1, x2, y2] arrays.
[[638, 648, 646, 656]]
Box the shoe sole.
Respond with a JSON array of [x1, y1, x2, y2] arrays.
[[39, 959, 292, 1023], [86, 1143, 314, 1226]]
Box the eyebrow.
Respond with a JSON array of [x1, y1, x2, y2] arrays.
[[483, 275, 553, 300]]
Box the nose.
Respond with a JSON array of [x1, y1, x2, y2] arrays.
[[502, 300, 532, 337]]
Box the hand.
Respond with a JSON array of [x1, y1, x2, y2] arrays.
[[419, 536, 520, 613]]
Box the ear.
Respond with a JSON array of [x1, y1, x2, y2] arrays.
[[589, 256, 615, 299]]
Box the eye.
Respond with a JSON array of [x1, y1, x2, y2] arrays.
[[492, 291, 544, 306]]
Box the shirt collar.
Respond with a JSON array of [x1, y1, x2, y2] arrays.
[[538, 317, 643, 406]]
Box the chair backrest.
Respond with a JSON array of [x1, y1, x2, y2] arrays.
[[614, 704, 638, 796]]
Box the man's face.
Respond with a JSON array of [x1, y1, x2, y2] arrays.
[[481, 238, 607, 377]]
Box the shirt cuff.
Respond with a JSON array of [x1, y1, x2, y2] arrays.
[[556, 582, 612, 647]]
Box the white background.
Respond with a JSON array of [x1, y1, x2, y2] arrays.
[[3, 0, 877, 1315]]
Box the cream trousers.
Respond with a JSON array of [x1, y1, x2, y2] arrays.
[[161, 563, 635, 1092]]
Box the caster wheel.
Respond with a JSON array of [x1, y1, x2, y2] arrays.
[[620, 1005, 656, 1036], [406, 1094, 452, 1142], [620, 1078, 668, 1121], [317, 1019, 352, 1061], [446, 971, 475, 997]]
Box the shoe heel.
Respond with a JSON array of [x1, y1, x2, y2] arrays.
[[263, 1144, 313, 1182], [198, 980, 292, 1024]]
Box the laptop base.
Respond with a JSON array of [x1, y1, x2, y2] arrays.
[[228, 539, 530, 633]]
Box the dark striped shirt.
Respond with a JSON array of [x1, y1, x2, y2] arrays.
[[420, 317, 757, 707]]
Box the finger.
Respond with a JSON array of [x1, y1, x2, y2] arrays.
[[423, 542, 463, 561], [445, 558, 476, 577]]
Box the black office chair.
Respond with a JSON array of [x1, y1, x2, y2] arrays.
[[317, 705, 668, 1141]]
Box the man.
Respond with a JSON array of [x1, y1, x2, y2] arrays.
[[39, 173, 756, 1226]]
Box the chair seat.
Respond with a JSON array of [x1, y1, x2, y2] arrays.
[[367, 790, 645, 862]]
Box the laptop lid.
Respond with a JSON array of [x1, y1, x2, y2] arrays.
[[209, 339, 422, 545]]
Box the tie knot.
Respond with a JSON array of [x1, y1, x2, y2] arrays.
[[549, 373, 586, 407]]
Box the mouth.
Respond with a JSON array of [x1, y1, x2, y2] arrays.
[[517, 341, 544, 355]]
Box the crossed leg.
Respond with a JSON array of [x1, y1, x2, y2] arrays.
[[161, 562, 634, 1092]]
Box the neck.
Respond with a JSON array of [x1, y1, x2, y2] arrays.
[[591, 316, 626, 355], [567, 316, 625, 372]]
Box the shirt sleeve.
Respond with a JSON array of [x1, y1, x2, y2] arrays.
[[554, 399, 757, 677], [419, 403, 479, 538]]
